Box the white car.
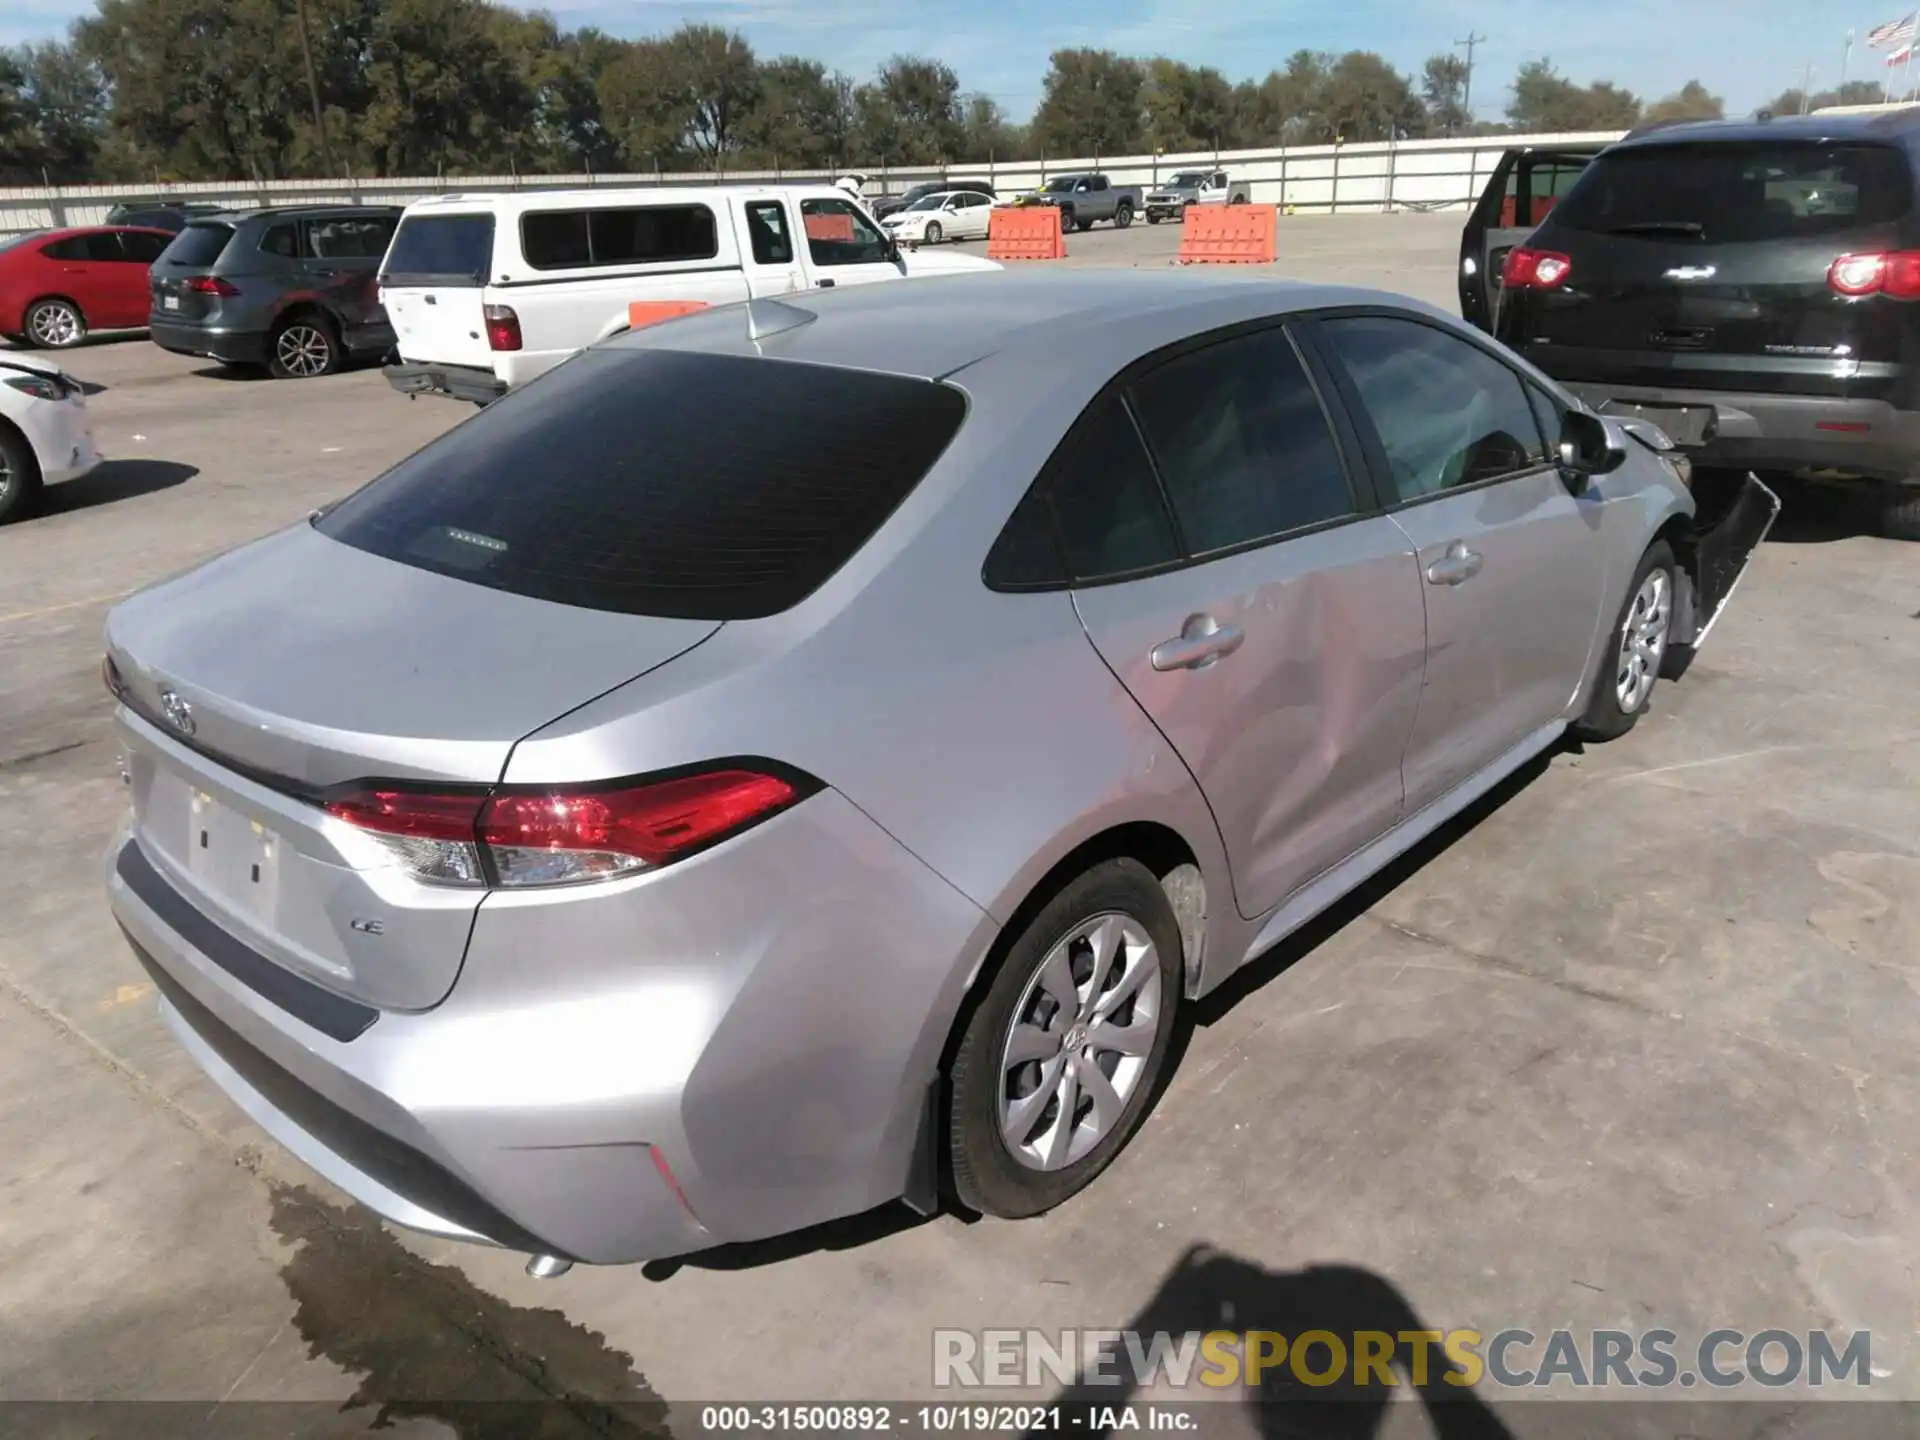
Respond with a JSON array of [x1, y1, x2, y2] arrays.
[[880, 192, 996, 246], [0, 354, 101, 524]]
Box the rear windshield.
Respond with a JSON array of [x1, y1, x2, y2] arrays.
[[315, 349, 967, 621], [1553, 142, 1913, 243], [381, 213, 494, 286], [162, 223, 236, 267]]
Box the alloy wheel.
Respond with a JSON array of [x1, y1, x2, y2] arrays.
[[999, 912, 1163, 1172], [1615, 569, 1671, 713], [28, 303, 80, 347], [275, 324, 333, 378]]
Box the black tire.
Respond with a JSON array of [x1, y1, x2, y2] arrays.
[[23, 297, 86, 349], [1055, 206, 1075, 233], [0, 424, 42, 525], [1074, 216, 1094, 233], [1146, 212, 1161, 225], [266, 313, 342, 380], [924, 220, 943, 245], [1114, 201, 1134, 229], [948, 858, 1183, 1220], [1879, 484, 1920, 541], [1572, 540, 1677, 742]]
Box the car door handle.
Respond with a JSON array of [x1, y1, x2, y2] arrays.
[[1150, 615, 1244, 671], [1425, 542, 1484, 586], [816, 278, 836, 288]]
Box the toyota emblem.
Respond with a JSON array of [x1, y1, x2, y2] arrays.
[[158, 687, 196, 737]]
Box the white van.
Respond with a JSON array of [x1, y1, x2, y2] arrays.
[[379, 184, 999, 404]]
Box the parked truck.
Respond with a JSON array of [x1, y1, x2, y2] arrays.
[[1016, 173, 1143, 231], [1143, 169, 1252, 223]]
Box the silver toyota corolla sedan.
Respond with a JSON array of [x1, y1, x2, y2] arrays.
[[103, 271, 1776, 1271]]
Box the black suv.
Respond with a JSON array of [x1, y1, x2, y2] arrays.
[[1484, 109, 1920, 539], [103, 201, 231, 234]]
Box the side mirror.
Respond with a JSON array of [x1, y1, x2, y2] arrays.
[[1558, 409, 1627, 486]]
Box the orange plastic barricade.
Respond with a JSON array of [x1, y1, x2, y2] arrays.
[[987, 206, 1067, 261], [627, 300, 710, 329], [1176, 204, 1278, 265], [803, 212, 855, 243]]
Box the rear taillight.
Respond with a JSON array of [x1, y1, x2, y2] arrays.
[[323, 766, 808, 889], [1827, 250, 1920, 299], [483, 303, 522, 351], [184, 275, 240, 297], [1502, 247, 1573, 291]]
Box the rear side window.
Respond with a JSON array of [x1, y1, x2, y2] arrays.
[[381, 214, 494, 285], [745, 201, 794, 265], [1047, 396, 1180, 580], [1553, 143, 1913, 242], [163, 223, 236, 267], [316, 350, 966, 621], [40, 236, 88, 261], [304, 215, 397, 259], [520, 205, 718, 271], [117, 230, 172, 263], [1128, 328, 1355, 554], [259, 223, 300, 260]]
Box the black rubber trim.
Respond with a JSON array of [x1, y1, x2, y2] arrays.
[[115, 840, 378, 1043], [120, 925, 569, 1259]]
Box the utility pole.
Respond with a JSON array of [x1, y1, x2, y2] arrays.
[[293, 0, 336, 178], [1454, 32, 1486, 128]]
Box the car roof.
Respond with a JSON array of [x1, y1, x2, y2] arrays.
[[608, 268, 1439, 381], [190, 205, 404, 225], [1611, 107, 1920, 151]]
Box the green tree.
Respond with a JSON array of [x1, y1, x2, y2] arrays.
[[854, 55, 964, 164], [738, 56, 853, 169], [959, 93, 1021, 163], [1033, 48, 1144, 157], [597, 36, 692, 171], [1140, 58, 1238, 153], [1507, 58, 1640, 131], [0, 42, 107, 182], [1421, 53, 1470, 135], [1315, 51, 1424, 141], [670, 24, 759, 161], [1766, 79, 1884, 115], [1642, 79, 1723, 124]]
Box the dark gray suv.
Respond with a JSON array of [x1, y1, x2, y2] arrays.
[[148, 206, 402, 379]]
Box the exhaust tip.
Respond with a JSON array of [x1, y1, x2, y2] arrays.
[[525, 1254, 573, 1279]]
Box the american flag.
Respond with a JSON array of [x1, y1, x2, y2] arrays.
[[1870, 12, 1917, 47]]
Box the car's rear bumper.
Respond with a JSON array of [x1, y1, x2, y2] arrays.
[[383, 360, 506, 405], [104, 781, 993, 1265], [149, 319, 266, 366], [1562, 381, 1920, 482]]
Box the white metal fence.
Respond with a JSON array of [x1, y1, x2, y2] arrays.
[[0, 130, 1624, 237]]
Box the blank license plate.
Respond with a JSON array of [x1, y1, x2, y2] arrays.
[[162, 295, 180, 311], [177, 786, 283, 923]]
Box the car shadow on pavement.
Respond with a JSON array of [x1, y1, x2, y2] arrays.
[[34, 459, 197, 518], [1756, 475, 1879, 545], [1028, 1244, 1515, 1440]]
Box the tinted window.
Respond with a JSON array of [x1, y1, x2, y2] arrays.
[[745, 202, 794, 264], [1526, 383, 1566, 457], [316, 350, 966, 621], [259, 223, 300, 260], [304, 215, 396, 260], [982, 486, 1065, 589], [1128, 328, 1355, 554], [1553, 142, 1911, 242], [520, 205, 718, 270], [1320, 315, 1547, 502], [1045, 396, 1180, 580], [382, 214, 493, 285], [162, 223, 236, 268], [800, 198, 893, 266], [117, 230, 172, 263], [40, 236, 88, 261]]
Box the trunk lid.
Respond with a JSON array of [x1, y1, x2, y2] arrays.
[[1508, 138, 1914, 400], [379, 211, 497, 369], [107, 523, 719, 1011]]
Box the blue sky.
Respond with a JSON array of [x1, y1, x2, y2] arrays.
[[5, 0, 1913, 124]]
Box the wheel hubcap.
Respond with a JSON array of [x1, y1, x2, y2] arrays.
[[1615, 569, 1672, 713], [31, 306, 77, 346], [277, 326, 330, 376], [999, 912, 1162, 1172]]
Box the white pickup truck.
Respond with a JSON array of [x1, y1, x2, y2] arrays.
[[381, 184, 998, 405]]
